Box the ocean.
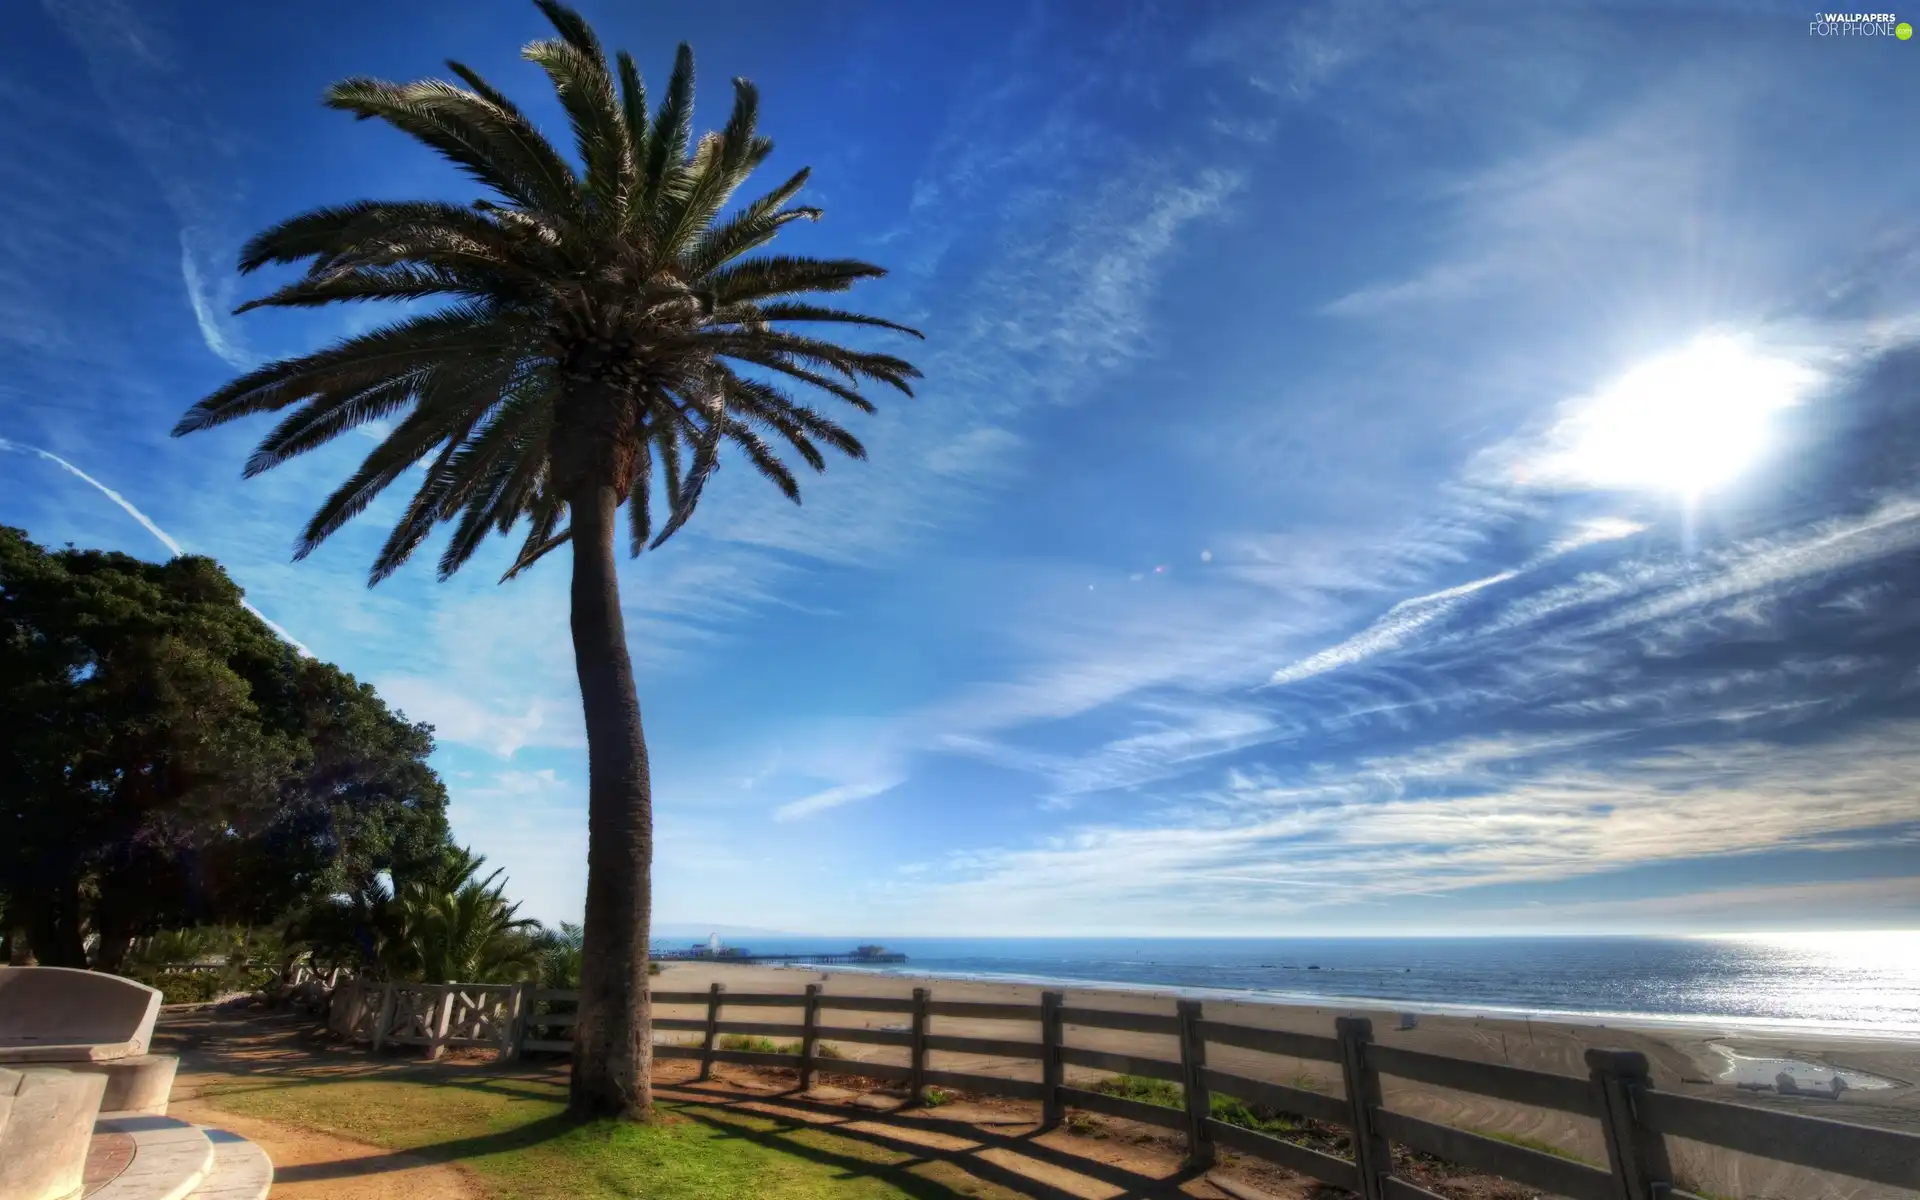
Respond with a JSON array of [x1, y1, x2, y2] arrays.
[[701, 933, 1920, 1036]]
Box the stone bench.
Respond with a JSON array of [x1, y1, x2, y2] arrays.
[[0, 969, 174, 1117], [0, 968, 160, 1063]]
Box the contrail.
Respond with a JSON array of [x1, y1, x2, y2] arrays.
[[0, 438, 312, 657]]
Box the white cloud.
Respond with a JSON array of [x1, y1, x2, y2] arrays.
[[445, 767, 587, 924], [178, 231, 250, 368], [773, 777, 905, 822], [375, 676, 580, 758], [892, 723, 1920, 933]]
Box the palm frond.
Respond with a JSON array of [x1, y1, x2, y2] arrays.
[[638, 44, 695, 221], [174, 303, 520, 434], [525, 1, 631, 212], [325, 77, 581, 219]]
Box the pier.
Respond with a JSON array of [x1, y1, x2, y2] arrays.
[[654, 950, 908, 965]]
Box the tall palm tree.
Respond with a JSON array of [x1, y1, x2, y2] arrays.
[[173, 1, 921, 1118]]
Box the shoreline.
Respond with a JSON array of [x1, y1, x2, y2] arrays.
[[749, 961, 1920, 1041]]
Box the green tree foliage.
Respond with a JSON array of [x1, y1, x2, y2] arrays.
[[171, 0, 921, 1119], [0, 527, 449, 967]]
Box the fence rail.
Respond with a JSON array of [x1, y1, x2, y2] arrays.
[[327, 977, 1920, 1198]]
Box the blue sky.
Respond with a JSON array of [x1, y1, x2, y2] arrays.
[[4, 0, 1918, 936]]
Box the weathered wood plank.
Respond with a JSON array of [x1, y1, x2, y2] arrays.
[[654, 1044, 702, 1060], [1178, 1000, 1215, 1169], [1059, 1007, 1181, 1036], [1197, 1021, 1343, 1063], [708, 992, 809, 1008], [1058, 1085, 1186, 1131], [1367, 1044, 1597, 1116], [710, 1048, 802, 1070], [1637, 1090, 1920, 1189], [1058, 1046, 1185, 1083], [1337, 1017, 1390, 1200], [926, 1000, 1041, 1022], [1200, 1067, 1349, 1126], [815, 995, 918, 1014], [651, 1017, 707, 1033], [1206, 1119, 1361, 1191], [1042, 991, 1065, 1127], [922, 1069, 1046, 1100], [648, 991, 709, 1006], [821, 1058, 913, 1081], [923, 1033, 1045, 1060], [712, 1020, 806, 1039], [1372, 1109, 1616, 1200], [799, 984, 823, 1092], [909, 988, 931, 1102], [813, 1025, 915, 1048]]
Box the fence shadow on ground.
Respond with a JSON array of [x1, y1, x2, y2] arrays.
[[657, 1078, 1211, 1200]]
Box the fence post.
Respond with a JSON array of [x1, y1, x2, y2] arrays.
[[908, 987, 931, 1104], [1587, 1049, 1674, 1200], [698, 982, 724, 1081], [1041, 990, 1065, 1127], [1177, 999, 1215, 1169], [370, 983, 396, 1052], [1336, 1016, 1390, 1200], [500, 981, 529, 1062], [799, 984, 822, 1092], [427, 985, 456, 1062]]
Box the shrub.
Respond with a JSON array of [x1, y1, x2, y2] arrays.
[[922, 1086, 953, 1107], [718, 1034, 798, 1055], [136, 967, 276, 1005], [1092, 1074, 1183, 1108], [1089, 1075, 1298, 1135]]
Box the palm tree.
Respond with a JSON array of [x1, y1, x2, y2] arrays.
[[172, 1, 920, 1117], [394, 862, 542, 984]]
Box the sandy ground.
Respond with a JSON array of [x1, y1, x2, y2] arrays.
[[652, 961, 1920, 1200]]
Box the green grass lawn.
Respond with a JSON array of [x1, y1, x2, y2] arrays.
[[202, 1071, 1018, 1200]]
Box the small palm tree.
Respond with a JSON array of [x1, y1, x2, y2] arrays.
[[533, 920, 585, 990], [395, 862, 541, 983], [172, 2, 919, 1117]]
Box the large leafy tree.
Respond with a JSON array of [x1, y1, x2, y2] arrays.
[[171, 1, 920, 1116], [0, 527, 448, 968]]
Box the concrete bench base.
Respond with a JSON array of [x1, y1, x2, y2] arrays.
[[0, 1066, 109, 1200], [61, 1056, 179, 1118]]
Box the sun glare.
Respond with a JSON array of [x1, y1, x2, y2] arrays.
[[1534, 334, 1818, 500]]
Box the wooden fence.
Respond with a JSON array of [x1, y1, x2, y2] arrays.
[[328, 979, 1920, 1199]]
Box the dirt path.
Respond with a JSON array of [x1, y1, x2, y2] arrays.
[[166, 1093, 484, 1200]]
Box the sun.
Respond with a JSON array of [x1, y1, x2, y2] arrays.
[[1533, 334, 1818, 500]]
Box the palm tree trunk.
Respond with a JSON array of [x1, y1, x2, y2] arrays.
[[566, 482, 655, 1119]]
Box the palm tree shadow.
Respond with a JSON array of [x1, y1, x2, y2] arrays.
[[267, 1111, 580, 1184]]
